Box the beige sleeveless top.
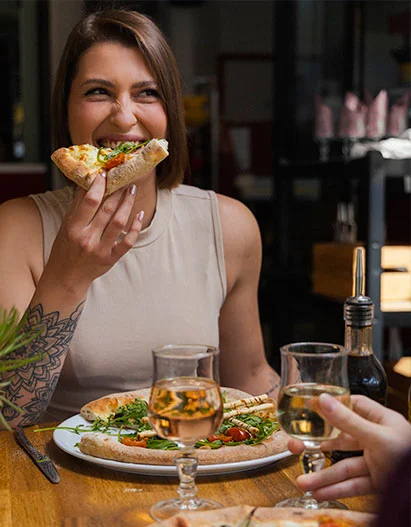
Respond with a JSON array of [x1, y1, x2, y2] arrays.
[[30, 185, 227, 420]]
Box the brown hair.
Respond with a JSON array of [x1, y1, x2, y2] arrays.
[[52, 9, 188, 188]]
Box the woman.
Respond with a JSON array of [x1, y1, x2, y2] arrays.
[[0, 9, 279, 427]]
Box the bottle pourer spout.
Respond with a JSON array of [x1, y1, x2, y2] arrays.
[[345, 247, 373, 327], [354, 247, 364, 297]]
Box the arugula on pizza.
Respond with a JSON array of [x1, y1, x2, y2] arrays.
[[75, 387, 289, 465]]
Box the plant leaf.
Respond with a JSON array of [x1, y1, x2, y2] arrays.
[[0, 306, 43, 426]]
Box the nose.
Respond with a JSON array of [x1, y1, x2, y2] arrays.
[[110, 98, 138, 130]]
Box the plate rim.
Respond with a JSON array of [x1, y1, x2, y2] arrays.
[[53, 413, 291, 476]]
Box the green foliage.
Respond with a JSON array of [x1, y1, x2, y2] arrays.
[[97, 139, 150, 163], [0, 307, 41, 430]]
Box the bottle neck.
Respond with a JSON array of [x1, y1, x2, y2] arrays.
[[344, 324, 374, 356]]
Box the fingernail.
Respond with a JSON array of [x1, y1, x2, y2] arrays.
[[319, 393, 338, 412], [129, 184, 136, 195], [100, 171, 107, 178], [138, 210, 145, 223]]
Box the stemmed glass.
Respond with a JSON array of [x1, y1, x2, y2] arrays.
[[148, 344, 224, 521], [275, 342, 350, 510]]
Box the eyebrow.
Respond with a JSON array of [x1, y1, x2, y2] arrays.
[[80, 78, 157, 89]]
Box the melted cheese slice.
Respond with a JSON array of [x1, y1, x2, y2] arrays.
[[66, 144, 105, 169], [66, 144, 138, 171]]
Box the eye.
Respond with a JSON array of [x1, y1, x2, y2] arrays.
[[137, 88, 161, 101], [142, 88, 159, 96], [84, 87, 110, 97]]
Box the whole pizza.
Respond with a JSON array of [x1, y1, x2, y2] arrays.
[[75, 387, 289, 465], [147, 505, 377, 527]]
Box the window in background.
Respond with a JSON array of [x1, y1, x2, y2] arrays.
[[0, 0, 48, 164], [0, 2, 18, 162]]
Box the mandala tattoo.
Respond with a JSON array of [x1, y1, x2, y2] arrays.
[[2, 302, 84, 425]]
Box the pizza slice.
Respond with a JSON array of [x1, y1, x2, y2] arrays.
[[147, 507, 377, 527], [51, 138, 168, 196], [148, 505, 254, 527], [250, 508, 377, 527]]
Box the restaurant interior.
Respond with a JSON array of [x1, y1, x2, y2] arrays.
[[2, 0, 409, 411], [0, 1, 410, 525]]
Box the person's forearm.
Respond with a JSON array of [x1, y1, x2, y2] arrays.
[[264, 366, 281, 399], [230, 364, 280, 400], [1, 300, 84, 428]]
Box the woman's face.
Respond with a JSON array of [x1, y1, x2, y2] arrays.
[[67, 41, 167, 148]]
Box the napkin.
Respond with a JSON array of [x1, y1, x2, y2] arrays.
[[351, 128, 411, 159]]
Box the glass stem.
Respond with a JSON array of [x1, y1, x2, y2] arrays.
[[175, 449, 200, 509], [300, 447, 326, 509]]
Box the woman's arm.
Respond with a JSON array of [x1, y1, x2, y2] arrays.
[[0, 175, 143, 427], [217, 194, 280, 398]]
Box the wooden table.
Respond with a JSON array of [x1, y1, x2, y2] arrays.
[[0, 425, 376, 527]]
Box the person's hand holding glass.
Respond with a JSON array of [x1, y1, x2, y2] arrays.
[[276, 342, 350, 510], [148, 344, 223, 521]]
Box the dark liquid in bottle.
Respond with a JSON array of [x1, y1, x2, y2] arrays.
[[346, 353, 388, 405], [331, 353, 388, 464]]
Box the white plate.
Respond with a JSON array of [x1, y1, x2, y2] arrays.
[[53, 414, 291, 476]]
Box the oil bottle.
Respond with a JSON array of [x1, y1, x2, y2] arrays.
[[331, 247, 388, 463]]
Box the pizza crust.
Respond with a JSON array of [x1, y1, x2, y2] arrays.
[[80, 389, 149, 421], [148, 505, 254, 527], [78, 387, 288, 465], [51, 144, 100, 192], [251, 507, 377, 526], [105, 139, 168, 195], [79, 427, 288, 465], [147, 506, 377, 527], [51, 139, 168, 196]]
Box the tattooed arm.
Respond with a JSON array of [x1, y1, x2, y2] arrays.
[[264, 370, 281, 400], [0, 176, 144, 428], [1, 303, 84, 427]]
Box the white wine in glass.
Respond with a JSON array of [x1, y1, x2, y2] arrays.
[[148, 345, 223, 521], [276, 342, 351, 510]]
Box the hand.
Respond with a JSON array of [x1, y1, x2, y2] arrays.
[[44, 173, 144, 291], [288, 394, 411, 499]]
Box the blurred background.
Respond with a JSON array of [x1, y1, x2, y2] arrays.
[[0, 0, 410, 410]]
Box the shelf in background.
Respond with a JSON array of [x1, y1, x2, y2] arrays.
[[273, 152, 411, 360], [382, 301, 411, 312]]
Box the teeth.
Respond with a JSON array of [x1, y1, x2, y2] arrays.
[[99, 140, 142, 149]]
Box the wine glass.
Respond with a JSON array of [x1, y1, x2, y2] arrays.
[[148, 344, 224, 521], [275, 342, 350, 510]]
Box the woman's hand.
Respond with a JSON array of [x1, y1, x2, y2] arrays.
[[288, 394, 411, 499], [43, 172, 144, 292]]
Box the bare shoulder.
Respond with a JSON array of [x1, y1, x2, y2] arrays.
[[216, 194, 262, 291], [0, 197, 43, 268], [216, 193, 261, 257], [216, 193, 258, 224], [0, 196, 42, 238]]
